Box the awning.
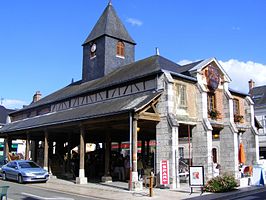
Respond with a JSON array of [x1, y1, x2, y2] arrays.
[[0, 91, 162, 133]]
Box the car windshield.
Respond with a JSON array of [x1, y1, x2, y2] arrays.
[[18, 161, 39, 168]]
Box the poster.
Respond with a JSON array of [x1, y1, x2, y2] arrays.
[[160, 160, 169, 185], [189, 166, 204, 186]]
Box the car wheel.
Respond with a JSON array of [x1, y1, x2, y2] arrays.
[[18, 174, 23, 184], [2, 172, 7, 181]]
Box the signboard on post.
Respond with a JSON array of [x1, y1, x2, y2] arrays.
[[189, 166, 204, 194], [160, 160, 169, 185]]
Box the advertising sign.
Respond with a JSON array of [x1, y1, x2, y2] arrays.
[[189, 166, 204, 187], [160, 160, 169, 185]]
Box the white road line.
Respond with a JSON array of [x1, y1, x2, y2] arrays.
[[21, 192, 74, 200]]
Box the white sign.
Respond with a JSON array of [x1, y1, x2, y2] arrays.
[[189, 166, 204, 186]]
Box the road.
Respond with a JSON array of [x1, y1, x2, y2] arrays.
[[228, 190, 266, 200], [0, 180, 99, 200]]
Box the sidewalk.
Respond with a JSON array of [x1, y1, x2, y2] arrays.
[[34, 178, 266, 200]]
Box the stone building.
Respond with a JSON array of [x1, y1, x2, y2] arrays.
[[0, 3, 259, 189], [249, 80, 266, 159]]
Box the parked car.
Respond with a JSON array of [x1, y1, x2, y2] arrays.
[[0, 156, 8, 176], [1, 160, 49, 183]]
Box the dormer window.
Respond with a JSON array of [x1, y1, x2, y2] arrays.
[[116, 41, 125, 58]]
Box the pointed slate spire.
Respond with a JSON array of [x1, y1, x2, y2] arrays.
[[83, 3, 135, 45]]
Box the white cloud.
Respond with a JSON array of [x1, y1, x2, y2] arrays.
[[126, 18, 143, 26], [1, 99, 28, 109], [219, 59, 266, 93], [177, 59, 266, 93]]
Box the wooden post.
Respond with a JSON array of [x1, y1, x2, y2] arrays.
[[44, 130, 49, 171], [102, 132, 112, 182], [67, 133, 71, 173], [105, 133, 111, 176], [25, 133, 30, 160], [76, 125, 87, 184], [141, 140, 145, 161], [149, 175, 154, 197], [132, 116, 138, 173], [147, 140, 150, 164], [4, 136, 10, 160], [79, 126, 85, 177]]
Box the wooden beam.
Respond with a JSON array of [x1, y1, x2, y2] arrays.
[[138, 112, 160, 122]]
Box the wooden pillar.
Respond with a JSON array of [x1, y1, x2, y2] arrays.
[[33, 140, 39, 162], [105, 133, 111, 176], [25, 133, 30, 160], [132, 115, 138, 173], [131, 114, 141, 190], [79, 127, 85, 176], [67, 133, 72, 172], [118, 141, 122, 154], [141, 140, 145, 160], [147, 140, 150, 164], [4, 136, 10, 160], [102, 133, 112, 182], [44, 130, 49, 171], [76, 125, 87, 184]]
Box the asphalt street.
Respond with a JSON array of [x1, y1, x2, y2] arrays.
[[228, 190, 266, 200], [0, 180, 98, 200]]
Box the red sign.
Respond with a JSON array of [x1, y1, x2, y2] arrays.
[[160, 160, 169, 185]]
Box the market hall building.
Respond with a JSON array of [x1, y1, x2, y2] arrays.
[[0, 3, 259, 189]]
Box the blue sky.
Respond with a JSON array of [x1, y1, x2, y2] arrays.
[[0, 0, 266, 109]]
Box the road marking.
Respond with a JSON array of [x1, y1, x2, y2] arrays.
[[21, 192, 74, 200]]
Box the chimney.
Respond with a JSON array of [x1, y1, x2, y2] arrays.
[[248, 79, 255, 91], [155, 47, 160, 56], [32, 91, 42, 103]]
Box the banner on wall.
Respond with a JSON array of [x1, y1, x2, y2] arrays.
[[160, 160, 169, 185]]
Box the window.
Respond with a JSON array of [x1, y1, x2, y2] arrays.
[[212, 148, 217, 163], [176, 84, 187, 107], [207, 92, 216, 111], [179, 147, 184, 158], [233, 98, 244, 122], [116, 41, 125, 57], [208, 92, 220, 119], [90, 43, 97, 58], [233, 99, 240, 115]]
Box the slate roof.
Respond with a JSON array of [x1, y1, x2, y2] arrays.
[[0, 105, 14, 125], [1, 91, 162, 133], [83, 3, 135, 45], [250, 85, 266, 107], [12, 55, 196, 114], [229, 88, 249, 97], [175, 60, 203, 75]]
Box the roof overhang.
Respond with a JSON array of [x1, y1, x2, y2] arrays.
[[1, 91, 162, 134]]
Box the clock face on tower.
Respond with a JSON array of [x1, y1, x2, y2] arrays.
[[91, 43, 97, 53]]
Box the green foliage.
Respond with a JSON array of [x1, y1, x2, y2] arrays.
[[205, 175, 238, 193], [208, 109, 221, 120]]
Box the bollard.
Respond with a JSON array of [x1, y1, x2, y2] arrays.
[[149, 172, 154, 197], [149, 175, 153, 197]]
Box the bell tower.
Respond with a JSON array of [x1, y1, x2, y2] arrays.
[[82, 2, 136, 82]]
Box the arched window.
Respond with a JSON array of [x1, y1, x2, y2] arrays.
[[116, 41, 125, 57], [212, 148, 217, 163]]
